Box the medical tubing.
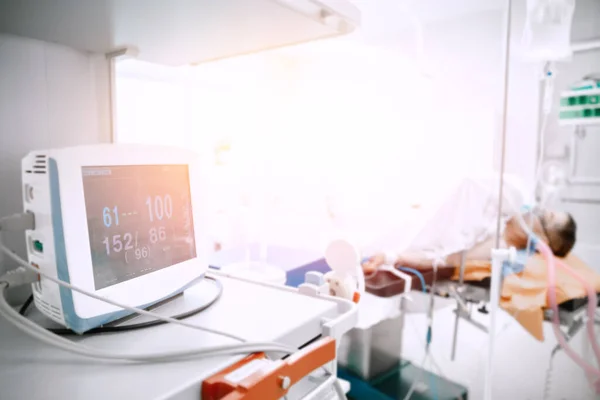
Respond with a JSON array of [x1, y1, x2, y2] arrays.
[[366, 264, 434, 345], [529, 62, 600, 387], [515, 213, 600, 368], [536, 64, 554, 184], [397, 266, 427, 293], [397, 264, 437, 399], [402, 258, 439, 400], [529, 76, 600, 385], [469, 171, 600, 385], [428, 262, 439, 400], [403, 353, 428, 400], [364, 262, 438, 400], [471, 182, 600, 382], [554, 256, 600, 373], [536, 105, 551, 188], [537, 240, 600, 388], [0, 241, 245, 342], [512, 212, 600, 384]]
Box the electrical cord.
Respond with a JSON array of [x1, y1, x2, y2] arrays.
[[42, 276, 222, 335], [0, 216, 348, 398], [0, 229, 299, 362], [0, 241, 245, 342], [0, 272, 348, 399], [0, 283, 348, 399], [1, 251, 346, 399], [18, 294, 34, 316], [0, 212, 236, 337], [0, 282, 295, 363]]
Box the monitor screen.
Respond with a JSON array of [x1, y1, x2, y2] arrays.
[[82, 165, 196, 290]]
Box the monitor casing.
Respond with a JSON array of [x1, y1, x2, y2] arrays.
[[21, 144, 208, 333]]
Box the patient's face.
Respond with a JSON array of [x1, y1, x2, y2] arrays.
[[504, 209, 570, 249]]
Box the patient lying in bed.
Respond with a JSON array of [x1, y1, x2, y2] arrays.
[[361, 208, 600, 341], [362, 208, 577, 274]]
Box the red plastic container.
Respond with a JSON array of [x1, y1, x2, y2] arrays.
[[365, 267, 455, 297]]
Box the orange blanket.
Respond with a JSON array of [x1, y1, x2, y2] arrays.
[[450, 254, 600, 341]]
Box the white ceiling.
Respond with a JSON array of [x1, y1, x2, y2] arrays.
[[112, 0, 507, 70], [0, 0, 360, 65], [182, 0, 509, 75], [350, 0, 505, 23], [347, 0, 505, 39]]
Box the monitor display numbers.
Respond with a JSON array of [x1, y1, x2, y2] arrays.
[[103, 206, 121, 227], [146, 195, 173, 222], [100, 197, 171, 256], [82, 165, 196, 290]]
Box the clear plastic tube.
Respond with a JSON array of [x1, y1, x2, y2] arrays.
[[447, 173, 599, 389], [473, 173, 600, 381], [537, 239, 600, 391], [513, 212, 600, 391]]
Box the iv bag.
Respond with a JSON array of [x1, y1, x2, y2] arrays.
[[522, 0, 575, 61]]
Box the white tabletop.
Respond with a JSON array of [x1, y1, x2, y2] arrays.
[[0, 275, 342, 400]]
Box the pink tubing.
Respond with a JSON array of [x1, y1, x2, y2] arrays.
[[538, 240, 600, 392]]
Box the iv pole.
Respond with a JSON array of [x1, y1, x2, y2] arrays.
[[484, 0, 513, 399]]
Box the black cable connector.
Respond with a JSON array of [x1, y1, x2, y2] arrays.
[[18, 295, 34, 316]]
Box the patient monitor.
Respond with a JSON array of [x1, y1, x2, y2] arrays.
[[21, 144, 207, 333]]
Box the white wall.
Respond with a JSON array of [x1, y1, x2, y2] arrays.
[[0, 34, 111, 303], [371, 2, 541, 192]]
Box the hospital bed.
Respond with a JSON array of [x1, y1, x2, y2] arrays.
[[415, 252, 600, 361]]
